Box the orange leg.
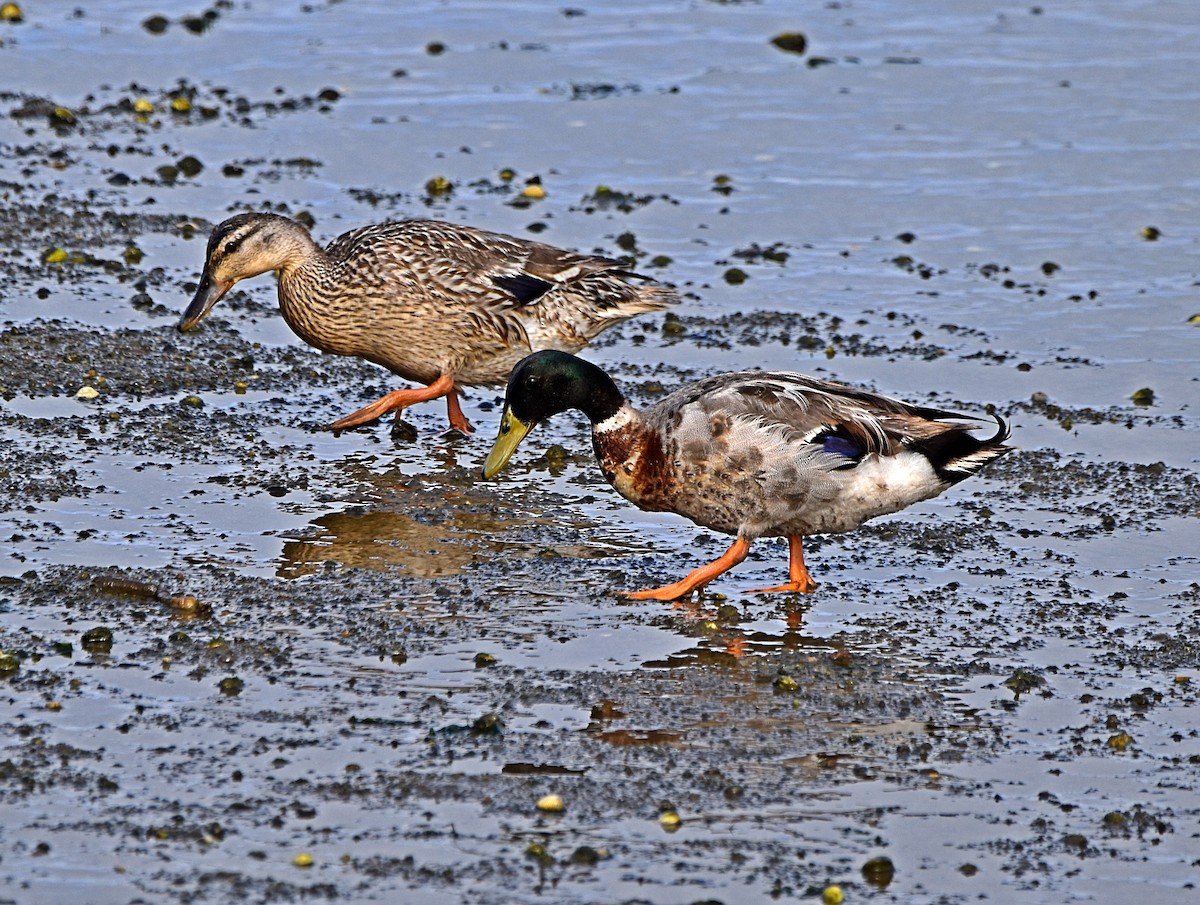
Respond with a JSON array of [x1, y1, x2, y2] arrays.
[[325, 373, 473, 433], [746, 535, 817, 594], [442, 386, 475, 434], [621, 536, 751, 602]]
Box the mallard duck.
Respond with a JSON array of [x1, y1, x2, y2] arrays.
[[483, 351, 1012, 600], [178, 213, 678, 433]]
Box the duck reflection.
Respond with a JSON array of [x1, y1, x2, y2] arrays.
[[643, 600, 836, 666], [278, 507, 479, 579]]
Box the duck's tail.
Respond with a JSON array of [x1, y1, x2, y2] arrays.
[[560, 273, 680, 343], [603, 272, 681, 315], [911, 413, 1013, 485]]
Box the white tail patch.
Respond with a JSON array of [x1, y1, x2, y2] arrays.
[[944, 446, 1008, 474]]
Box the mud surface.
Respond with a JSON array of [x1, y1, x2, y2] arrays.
[[2, 2, 1199, 904]]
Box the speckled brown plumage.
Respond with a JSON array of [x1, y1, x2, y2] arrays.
[[483, 351, 1012, 601], [178, 212, 678, 432]]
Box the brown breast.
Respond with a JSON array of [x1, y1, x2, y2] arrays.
[[593, 422, 676, 513]]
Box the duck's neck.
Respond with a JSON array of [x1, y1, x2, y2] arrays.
[[592, 402, 646, 473], [559, 357, 628, 427], [591, 402, 669, 509], [592, 400, 652, 475], [570, 363, 646, 469], [274, 226, 339, 345], [271, 223, 326, 280], [593, 403, 638, 435]]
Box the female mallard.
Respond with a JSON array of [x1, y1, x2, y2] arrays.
[[178, 213, 678, 433], [483, 351, 1011, 601]]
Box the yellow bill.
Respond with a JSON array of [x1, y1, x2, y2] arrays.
[[482, 408, 534, 479]]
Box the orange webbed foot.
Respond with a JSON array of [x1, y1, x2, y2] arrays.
[[620, 583, 697, 603], [618, 537, 751, 602], [443, 390, 475, 434], [745, 578, 818, 595], [746, 536, 816, 595]]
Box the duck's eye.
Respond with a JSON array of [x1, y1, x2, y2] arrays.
[[223, 240, 241, 255]]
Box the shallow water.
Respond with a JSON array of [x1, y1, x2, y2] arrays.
[[1, 2, 1199, 903]]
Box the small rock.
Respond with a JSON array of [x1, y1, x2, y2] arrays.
[[862, 855, 896, 888], [470, 712, 504, 735], [0, 652, 19, 678], [536, 794, 564, 812], [81, 626, 113, 652], [773, 674, 799, 692], [1107, 731, 1133, 751], [770, 32, 807, 55], [218, 677, 245, 696], [424, 176, 453, 197], [569, 845, 602, 865]]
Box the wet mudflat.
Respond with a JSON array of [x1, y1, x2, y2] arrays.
[[1, 2, 1198, 903]]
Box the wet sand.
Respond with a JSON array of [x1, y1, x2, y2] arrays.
[[1, 2, 1198, 903]]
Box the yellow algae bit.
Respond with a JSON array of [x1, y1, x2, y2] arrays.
[[0, 3, 23, 23], [170, 97, 192, 113], [292, 853, 314, 868], [520, 183, 546, 199], [822, 885, 845, 905], [1107, 731, 1134, 751], [536, 794, 565, 813], [133, 98, 154, 114], [424, 175, 453, 196]]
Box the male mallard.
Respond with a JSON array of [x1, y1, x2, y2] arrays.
[[483, 351, 1011, 600], [178, 213, 678, 433]]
